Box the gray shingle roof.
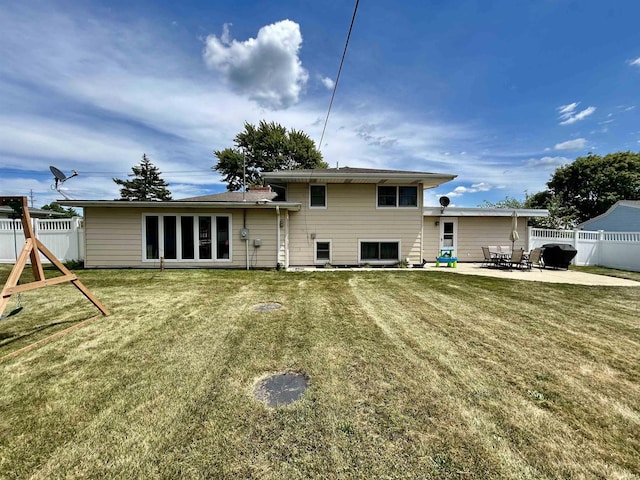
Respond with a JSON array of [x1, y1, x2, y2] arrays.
[[267, 167, 440, 175], [177, 191, 278, 202]]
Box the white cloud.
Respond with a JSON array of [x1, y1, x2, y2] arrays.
[[558, 102, 578, 116], [203, 20, 309, 109], [0, 3, 555, 208], [525, 156, 569, 168], [628, 57, 640, 67], [321, 76, 334, 89], [554, 138, 587, 150], [557, 102, 596, 125], [445, 182, 492, 197]]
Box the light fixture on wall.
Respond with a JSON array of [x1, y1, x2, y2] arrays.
[[435, 221, 439, 227]]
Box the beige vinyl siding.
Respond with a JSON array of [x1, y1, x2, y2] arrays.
[[456, 217, 528, 261], [422, 216, 441, 261], [84, 207, 142, 268], [84, 207, 280, 268], [240, 209, 279, 269], [286, 183, 424, 266], [422, 216, 530, 262]]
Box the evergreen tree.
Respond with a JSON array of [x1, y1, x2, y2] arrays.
[[113, 154, 172, 201]]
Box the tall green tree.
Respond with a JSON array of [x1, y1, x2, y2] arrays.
[[214, 121, 328, 191], [479, 193, 566, 229], [478, 195, 525, 209], [532, 151, 640, 226], [40, 202, 79, 217], [113, 154, 172, 201]]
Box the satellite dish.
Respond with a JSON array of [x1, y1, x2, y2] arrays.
[[49, 165, 79, 199], [439, 196, 450, 208], [50, 166, 67, 182]]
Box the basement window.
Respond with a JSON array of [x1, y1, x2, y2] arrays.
[[359, 241, 400, 263], [315, 240, 331, 263]]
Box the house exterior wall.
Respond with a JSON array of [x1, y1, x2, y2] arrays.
[[286, 183, 424, 266], [423, 216, 529, 262], [580, 204, 640, 232], [84, 207, 281, 269], [84, 207, 141, 268], [422, 217, 441, 260]]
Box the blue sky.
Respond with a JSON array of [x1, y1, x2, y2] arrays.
[[1, 0, 639, 208]]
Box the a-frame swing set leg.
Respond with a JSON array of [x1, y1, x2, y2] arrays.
[[0, 196, 109, 318]]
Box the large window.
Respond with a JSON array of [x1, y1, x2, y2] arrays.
[[145, 216, 159, 259], [164, 216, 177, 259], [310, 185, 326, 208], [360, 241, 400, 263], [216, 216, 230, 259], [181, 216, 194, 259], [143, 214, 231, 262], [377, 186, 418, 207]]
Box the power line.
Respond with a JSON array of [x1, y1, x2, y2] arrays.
[[0, 168, 215, 176], [318, 0, 360, 151]]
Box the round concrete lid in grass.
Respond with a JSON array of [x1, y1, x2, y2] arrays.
[[252, 302, 282, 312], [253, 371, 309, 408]]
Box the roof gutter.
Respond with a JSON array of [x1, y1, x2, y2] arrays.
[[423, 207, 549, 217], [57, 200, 302, 211]]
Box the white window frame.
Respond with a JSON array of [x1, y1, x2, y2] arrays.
[[142, 213, 232, 263], [314, 239, 332, 264], [309, 184, 327, 209], [376, 185, 418, 209], [358, 239, 401, 265]]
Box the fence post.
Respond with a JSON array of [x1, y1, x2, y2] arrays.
[[597, 230, 604, 266], [572, 229, 579, 265], [74, 217, 83, 261]]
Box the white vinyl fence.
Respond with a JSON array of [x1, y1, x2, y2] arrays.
[[0, 217, 84, 264], [529, 228, 640, 272]]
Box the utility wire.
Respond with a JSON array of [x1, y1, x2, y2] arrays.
[[318, 0, 360, 151]]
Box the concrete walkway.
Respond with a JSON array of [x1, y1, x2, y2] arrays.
[[427, 262, 640, 286]]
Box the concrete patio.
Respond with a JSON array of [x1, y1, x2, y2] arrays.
[[426, 262, 640, 286]]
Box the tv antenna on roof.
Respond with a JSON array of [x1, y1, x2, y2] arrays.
[[50, 165, 78, 199]]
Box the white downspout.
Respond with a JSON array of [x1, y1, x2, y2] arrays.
[[275, 206, 281, 269], [285, 210, 290, 268], [243, 209, 249, 270]]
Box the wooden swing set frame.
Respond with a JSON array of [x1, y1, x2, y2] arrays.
[[0, 196, 109, 318]]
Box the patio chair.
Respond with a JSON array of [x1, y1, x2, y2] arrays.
[[525, 248, 543, 270], [508, 248, 526, 270], [481, 246, 500, 268]]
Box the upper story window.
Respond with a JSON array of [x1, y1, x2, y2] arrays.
[[310, 185, 327, 208], [399, 186, 418, 206], [377, 186, 418, 208]]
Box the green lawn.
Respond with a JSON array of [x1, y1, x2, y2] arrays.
[[1, 266, 639, 479]]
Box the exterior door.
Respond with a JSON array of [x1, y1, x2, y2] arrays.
[[439, 218, 458, 254]]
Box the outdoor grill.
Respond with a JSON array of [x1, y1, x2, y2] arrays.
[[541, 243, 578, 269]]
